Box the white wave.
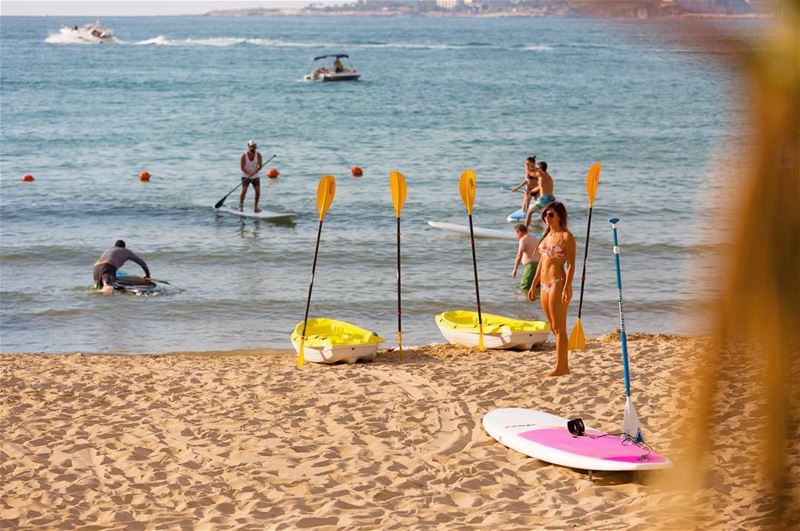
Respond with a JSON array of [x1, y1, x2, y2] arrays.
[[45, 33, 97, 45], [135, 35, 171, 45], [520, 44, 553, 52]]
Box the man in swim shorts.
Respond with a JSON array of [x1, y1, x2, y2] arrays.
[[240, 140, 263, 213], [93, 240, 151, 293], [525, 161, 556, 227], [511, 224, 540, 292]]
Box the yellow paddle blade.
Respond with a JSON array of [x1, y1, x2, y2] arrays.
[[316, 175, 336, 221], [458, 169, 477, 215], [389, 171, 407, 218], [586, 163, 601, 208], [478, 323, 485, 352], [297, 336, 306, 367], [568, 318, 587, 350]]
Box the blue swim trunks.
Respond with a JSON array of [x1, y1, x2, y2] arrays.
[[529, 194, 556, 212]]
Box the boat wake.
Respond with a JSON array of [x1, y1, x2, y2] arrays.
[[46, 34, 555, 52]]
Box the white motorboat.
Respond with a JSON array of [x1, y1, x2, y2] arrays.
[[304, 54, 361, 82], [59, 21, 117, 44]]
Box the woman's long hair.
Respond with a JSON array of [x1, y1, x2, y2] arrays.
[[538, 201, 570, 244]]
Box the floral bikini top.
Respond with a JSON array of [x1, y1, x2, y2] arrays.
[[539, 241, 566, 259]]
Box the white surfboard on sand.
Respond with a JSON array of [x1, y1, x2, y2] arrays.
[[215, 205, 297, 221], [483, 408, 671, 473], [427, 221, 517, 241]]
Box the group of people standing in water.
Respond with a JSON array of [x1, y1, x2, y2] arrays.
[[511, 156, 574, 376]]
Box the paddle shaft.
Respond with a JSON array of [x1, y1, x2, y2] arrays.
[[576, 206, 594, 318], [300, 218, 325, 340], [214, 154, 276, 208], [396, 216, 403, 352], [467, 214, 484, 329], [610, 219, 631, 398]]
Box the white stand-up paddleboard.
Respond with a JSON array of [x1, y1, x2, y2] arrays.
[[427, 221, 517, 241], [215, 205, 297, 221], [483, 408, 671, 474], [507, 208, 526, 223]]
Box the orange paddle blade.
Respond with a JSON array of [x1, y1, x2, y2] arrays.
[[568, 318, 587, 350], [586, 163, 601, 208], [316, 175, 336, 221], [459, 170, 477, 214], [389, 171, 407, 218]]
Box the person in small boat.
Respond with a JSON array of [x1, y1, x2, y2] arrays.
[[511, 223, 540, 293], [93, 240, 150, 294], [524, 161, 556, 227], [512, 156, 539, 213], [528, 202, 575, 376], [333, 57, 344, 73], [240, 140, 263, 213]]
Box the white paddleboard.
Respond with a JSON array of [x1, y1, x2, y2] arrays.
[[507, 208, 526, 223], [427, 221, 517, 241], [215, 205, 297, 221], [483, 408, 671, 472]]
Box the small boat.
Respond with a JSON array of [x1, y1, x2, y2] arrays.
[[436, 310, 550, 350], [291, 318, 384, 364], [59, 21, 117, 44], [304, 54, 361, 82]]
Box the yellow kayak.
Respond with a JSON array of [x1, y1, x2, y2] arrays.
[[291, 318, 385, 364], [435, 310, 550, 350]]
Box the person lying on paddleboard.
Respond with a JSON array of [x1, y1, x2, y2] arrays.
[[524, 161, 556, 227], [528, 202, 575, 376], [511, 156, 538, 213], [93, 240, 150, 294], [511, 223, 540, 293], [240, 140, 263, 213]]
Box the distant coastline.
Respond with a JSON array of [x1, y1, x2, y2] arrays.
[[206, 0, 775, 19]]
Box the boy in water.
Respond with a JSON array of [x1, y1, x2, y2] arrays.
[[511, 156, 539, 213], [511, 224, 540, 293], [524, 161, 556, 227]]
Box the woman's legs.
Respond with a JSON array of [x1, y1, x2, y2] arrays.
[[545, 280, 570, 376]]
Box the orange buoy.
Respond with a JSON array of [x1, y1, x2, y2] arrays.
[[267, 168, 280, 179], [351, 166, 363, 177], [21, 174, 35, 182], [139, 171, 151, 182]]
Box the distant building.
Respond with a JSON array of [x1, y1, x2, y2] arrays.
[[436, 0, 459, 9]]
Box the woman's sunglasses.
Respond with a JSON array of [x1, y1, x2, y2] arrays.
[[544, 211, 556, 219]]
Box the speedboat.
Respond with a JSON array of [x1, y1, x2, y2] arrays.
[[304, 54, 361, 82], [291, 318, 384, 364], [59, 21, 117, 44], [436, 310, 550, 350]]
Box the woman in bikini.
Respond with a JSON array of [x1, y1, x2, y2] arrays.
[[528, 201, 575, 376]]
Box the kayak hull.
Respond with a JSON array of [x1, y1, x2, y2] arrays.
[[291, 318, 384, 364], [436, 310, 550, 350]]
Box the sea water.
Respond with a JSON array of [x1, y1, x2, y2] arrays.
[[0, 15, 755, 353]]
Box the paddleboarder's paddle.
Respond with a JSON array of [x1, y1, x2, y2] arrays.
[[568, 162, 602, 350], [459, 169, 485, 352], [389, 171, 407, 359], [213, 154, 276, 209], [148, 278, 185, 291], [609, 217, 644, 443], [297, 175, 336, 368]]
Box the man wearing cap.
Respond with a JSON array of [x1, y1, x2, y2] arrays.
[[240, 140, 263, 213]]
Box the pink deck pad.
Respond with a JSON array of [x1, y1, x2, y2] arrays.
[[519, 428, 668, 464]]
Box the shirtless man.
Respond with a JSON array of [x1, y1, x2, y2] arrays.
[[240, 140, 263, 213], [93, 240, 150, 294], [524, 161, 556, 227], [511, 224, 540, 292], [511, 156, 538, 213]]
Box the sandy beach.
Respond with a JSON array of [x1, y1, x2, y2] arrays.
[[2, 333, 785, 529]]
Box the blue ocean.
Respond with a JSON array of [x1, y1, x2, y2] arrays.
[[0, 15, 751, 353]]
